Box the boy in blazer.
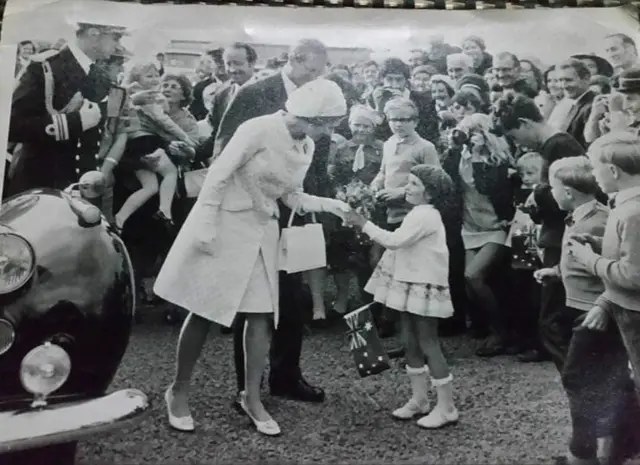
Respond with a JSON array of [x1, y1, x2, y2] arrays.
[[535, 157, 629, 465]]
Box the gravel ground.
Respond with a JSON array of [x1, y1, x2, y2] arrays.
[[75, 310, 574, 465]]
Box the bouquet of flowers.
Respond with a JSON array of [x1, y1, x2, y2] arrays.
[[335, 179, 378, 247], [335, 179, 377, 219]]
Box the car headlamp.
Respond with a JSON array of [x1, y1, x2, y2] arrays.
[[0, 233, 36, 295], [20, 342, 71, 408], [0, 319, 15, 356]]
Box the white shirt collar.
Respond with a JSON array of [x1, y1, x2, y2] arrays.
[[66, 42, 94, 75], [571, 199, 598, 223], [612, 186, 640, 207], [281, 68, 297, 97]]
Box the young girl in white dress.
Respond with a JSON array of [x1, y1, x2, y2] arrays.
[[344, 164, 459, 430]]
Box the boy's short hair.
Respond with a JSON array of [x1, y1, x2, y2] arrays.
[[379, 58, 411, 81], [383, 97, 418, 119], [516, 151, 543, 171], [589, 131, 640, 176], [549, 156, 600, 194]]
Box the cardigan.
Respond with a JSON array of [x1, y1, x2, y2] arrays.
[[362, 204, 449, 285], [587, 188, 640, 312]]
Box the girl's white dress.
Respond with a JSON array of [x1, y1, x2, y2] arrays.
[[363, 204, 454, 318]]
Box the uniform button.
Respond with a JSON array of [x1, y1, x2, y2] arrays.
[[75, 168, 80, 174], [94, 154, 99, 159], [75, 155, 80, 161]]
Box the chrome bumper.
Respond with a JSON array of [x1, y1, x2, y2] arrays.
[[0, 388, 150, 454]]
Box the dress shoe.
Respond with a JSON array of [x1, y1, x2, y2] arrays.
[[518, 349, 551, 363], [270, 379, 325, 402], [164, 387, 195, 432], [239, 391, 281, 436]]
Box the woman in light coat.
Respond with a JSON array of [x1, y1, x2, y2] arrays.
[[155, 79, 350, 437]]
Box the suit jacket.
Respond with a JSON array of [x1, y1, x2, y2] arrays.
[[560, 90, 595, 149], [7, 46, 111, 196], [206, 82, 238, 143]]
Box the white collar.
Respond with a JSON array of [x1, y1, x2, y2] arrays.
[[612, 186, 640, 207], [281, 68, 297, 97], [571, 199, 598, 223], [66, 42, 94, 75]]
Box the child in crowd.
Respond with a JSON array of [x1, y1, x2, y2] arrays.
[[536, 156, 628, 465], [506, 152, 545, 359], [345, 164, 459, 429], [569, 131, 640, 414], [107, 60, 197, 232], [370, 97, 440, 338]]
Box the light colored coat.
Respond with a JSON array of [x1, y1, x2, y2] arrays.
[[153, 112, 337, 328]]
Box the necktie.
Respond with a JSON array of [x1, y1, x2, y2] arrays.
[[564, 214, 574, 227], [608, 196, 617, 209], [352, 145, 366, 172]]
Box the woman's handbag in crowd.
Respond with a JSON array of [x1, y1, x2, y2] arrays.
[[182, 167, 208, 198], [344, 304, 391, 378], [278, 205, 327, 274]]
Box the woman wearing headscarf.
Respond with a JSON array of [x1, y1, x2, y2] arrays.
[[155, 79, 350, 438], [327, 104, 385, 315]]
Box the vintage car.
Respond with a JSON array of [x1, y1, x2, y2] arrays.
[[0, 173, 150, 465]]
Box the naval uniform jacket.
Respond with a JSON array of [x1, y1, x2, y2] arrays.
[[6, 46, 112, 196]]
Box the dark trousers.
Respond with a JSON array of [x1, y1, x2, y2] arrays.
[[445, 230, 468, 329], [538, 247, 568, 370], [560, 307, 630, 460], [507, 270, 543, 349], [233, 270, 310, 392]]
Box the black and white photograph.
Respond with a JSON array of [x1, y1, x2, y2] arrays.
[[1, 0, 640, 464]]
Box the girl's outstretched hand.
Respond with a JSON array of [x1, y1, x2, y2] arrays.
[[344, 209, 368, 229]]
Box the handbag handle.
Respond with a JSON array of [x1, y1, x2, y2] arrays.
[[287, 203, 317, 228]]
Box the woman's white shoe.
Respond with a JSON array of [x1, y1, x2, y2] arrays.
[[165, 387, 195, 432], [239, 391, 281, 436], [416, 407, 459, 429], [392, 399, 431, 420]]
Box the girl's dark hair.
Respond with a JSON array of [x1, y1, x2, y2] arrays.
[[409, 164, 455, 218], [451, 89, 487, 114], [18, 40, 36, 51], [491, 90, 543, 134], [161, 73, 194, 108], [379, 58, 411, 81], [519, 59, 544, 93]]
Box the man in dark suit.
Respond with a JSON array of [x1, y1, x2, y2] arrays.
[[6, 21, 124, 197], [210, 39, 329, 408], [556, 58, 595, 149], [206, 43, 257, 145]]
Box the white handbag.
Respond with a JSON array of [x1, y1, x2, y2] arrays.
[[182, 168, 208, 198], [278, 205, 327, 274]]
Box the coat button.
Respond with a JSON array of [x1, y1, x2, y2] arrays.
[[75, 155, 80, 161], [75, 168, 80, 174]]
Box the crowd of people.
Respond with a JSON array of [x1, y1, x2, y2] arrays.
[[5, 21, 640, 465]]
